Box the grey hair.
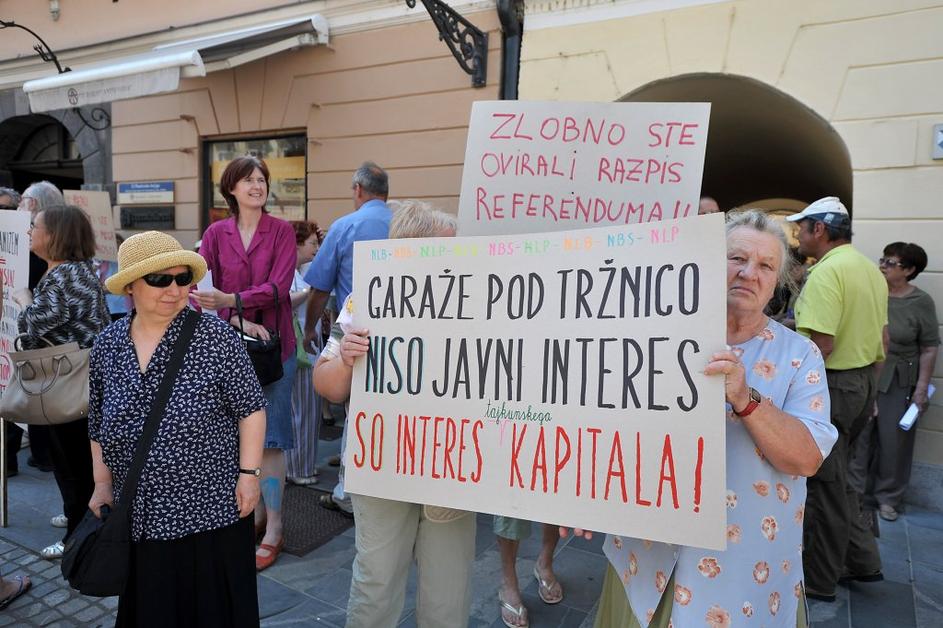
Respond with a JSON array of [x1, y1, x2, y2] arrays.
[[23, 180, 64, 212], [0, 187, 21, 206], [352, 161, 389, 198], [388, 200, 457, 239], [725, 209, 797, 293]]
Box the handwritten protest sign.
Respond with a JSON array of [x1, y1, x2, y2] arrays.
[[457, 101, 710, 236], [0, 211, 31, 399], [64, 190, 118, 261], [345, 214, 727, 550]]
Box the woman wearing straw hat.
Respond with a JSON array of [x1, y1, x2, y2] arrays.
[[192, 156, 297, 571], [89, 231, 266, 627]]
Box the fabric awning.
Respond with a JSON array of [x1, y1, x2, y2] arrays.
[[22, 14, 329, 113]]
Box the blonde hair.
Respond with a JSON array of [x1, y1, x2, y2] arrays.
[[725, 209, 796, 292], [388, 200, 457, 239]]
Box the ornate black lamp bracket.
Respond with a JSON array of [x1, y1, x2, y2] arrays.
[[1, 19, 112, 131], [406, 0, 488, 87], [72, 106, 112, 132]]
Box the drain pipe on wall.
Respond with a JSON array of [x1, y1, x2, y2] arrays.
[[497, 0, 524, 100]]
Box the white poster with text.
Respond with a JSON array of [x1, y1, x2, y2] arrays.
[[345, 214, 727, 550], [457, 101, 710, 236]]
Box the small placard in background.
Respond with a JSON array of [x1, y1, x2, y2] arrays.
[[63, 189, 118, 261], [118, 181, 175, 205]]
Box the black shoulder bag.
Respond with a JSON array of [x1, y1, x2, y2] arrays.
[[234, 283, 283, 386], [61, 309, 200, 597]]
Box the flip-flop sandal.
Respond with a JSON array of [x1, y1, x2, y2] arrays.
[[0, 575, 31, 610], [533, 567, 564, 604], [498, 592, 529, 628]]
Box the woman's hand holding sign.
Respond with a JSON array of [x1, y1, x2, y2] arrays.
[[703, 348, 750, 414], [341, 329, 370, 367]]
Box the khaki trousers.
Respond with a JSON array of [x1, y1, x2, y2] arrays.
[[346, 494, 476, 628], [803, 366, 882, 594]]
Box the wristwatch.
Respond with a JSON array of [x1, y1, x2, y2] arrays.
[[239, 467, 262, 477], [734, 387, 762, 417]]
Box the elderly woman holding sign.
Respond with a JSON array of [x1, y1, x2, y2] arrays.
[[573, 210, 838, 628], [313, 201, 477, 628]]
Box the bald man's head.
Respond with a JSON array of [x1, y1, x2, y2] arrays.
[[698, 196, 720, 215]]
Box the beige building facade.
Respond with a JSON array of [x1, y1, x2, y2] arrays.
[[519, 0, 943, 476], [0, 0, 503, 244]]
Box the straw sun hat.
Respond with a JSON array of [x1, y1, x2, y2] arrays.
[[104, 231, 207, 295]]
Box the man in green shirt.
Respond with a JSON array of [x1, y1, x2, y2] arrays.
[[788, 197, 888, 602]]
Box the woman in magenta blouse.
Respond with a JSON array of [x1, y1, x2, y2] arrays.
[[192, 156, 297, 571]]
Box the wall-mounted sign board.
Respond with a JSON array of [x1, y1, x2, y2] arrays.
[[118, 181, 175, 205], [120, 206, 176, 230]]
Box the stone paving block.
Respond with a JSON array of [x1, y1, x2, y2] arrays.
[[258, 574, 311, 619], [559, 607, 589, 628], [15, 552, 40, 566], [101, 595, 120, 609], [41, 564, 62, 579], [75, 604, 108, 623], [58, 595, 90, 615], [0, 614, 16, 627], [42, 588, 70, 606], [259, 597, 346, 627], [912, 560, 943, 609], [907, 521, 943, 557], [302, 567, 353, 608], [33, 607, 63, 625], [906, 508, 943, 532], [848, 580, 916, 628], [28, 579, 60, 599], [19, 599, 48, 618]]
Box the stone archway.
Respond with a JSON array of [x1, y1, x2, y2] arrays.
[[0, 93, 111, 195], [621, 73, 852, 214]]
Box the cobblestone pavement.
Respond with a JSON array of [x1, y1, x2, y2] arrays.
[[0, 537, 117, 627]]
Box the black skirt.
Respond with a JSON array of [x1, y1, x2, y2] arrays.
[[116, 516, 258, 628]]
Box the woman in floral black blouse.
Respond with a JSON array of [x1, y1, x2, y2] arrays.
[[14, 204, 109, 560], [88, 231, 266, 627]]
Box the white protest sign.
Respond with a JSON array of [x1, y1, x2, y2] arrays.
[[64, 190, 118, 261], [345, 214, 727, 550], [457, 101, 710, 236], [0, 211, 31, 399]]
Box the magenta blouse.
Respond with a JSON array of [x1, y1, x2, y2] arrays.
[[199, 212, 297, 362]]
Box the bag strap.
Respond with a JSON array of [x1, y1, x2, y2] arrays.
[[234, 284, 280, 337], [118, 309, 200, 506]]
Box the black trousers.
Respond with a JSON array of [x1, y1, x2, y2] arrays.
[[803, 367, 882, 593], [47, 418, 95, 538], [27, 424, 55, 468]]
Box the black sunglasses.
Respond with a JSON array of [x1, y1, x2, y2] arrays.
[[142, 270, 193, 288], [878, 258, 904, 268]]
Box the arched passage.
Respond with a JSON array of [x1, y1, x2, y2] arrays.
[[0, 106, 110, 195], [621, 73, 852, 214]]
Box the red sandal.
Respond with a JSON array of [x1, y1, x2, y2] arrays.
[[255, 540, 284, 572]]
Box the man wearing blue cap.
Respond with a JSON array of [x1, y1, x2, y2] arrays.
[[787, 197, 887, 601]]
